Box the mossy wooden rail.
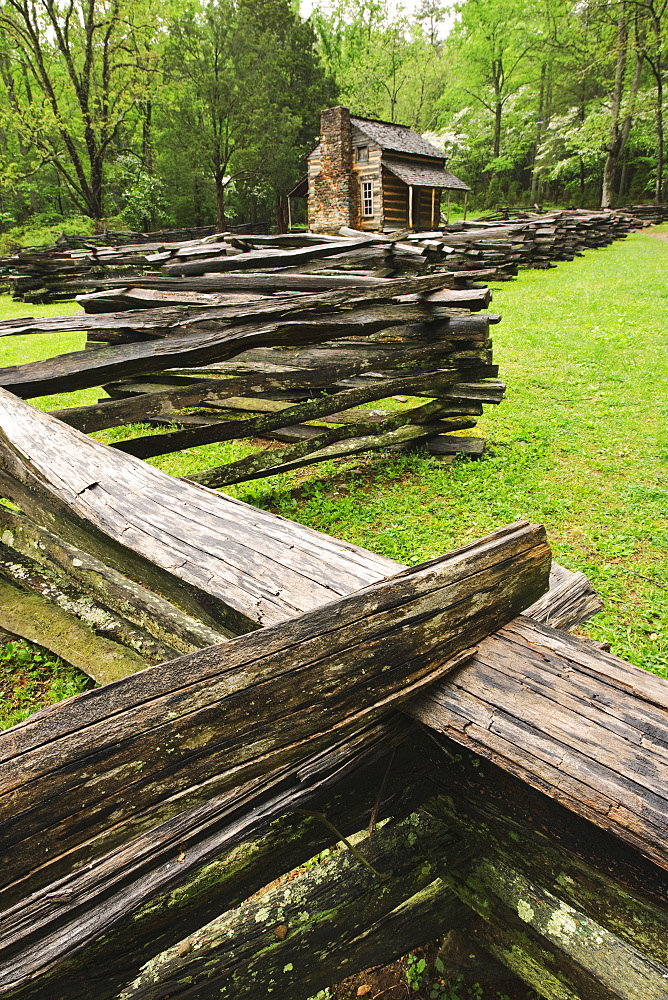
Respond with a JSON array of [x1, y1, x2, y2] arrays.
[[0, 391, 667, 999]]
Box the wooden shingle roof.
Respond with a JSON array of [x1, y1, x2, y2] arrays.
[[350, 116, 445, 159]]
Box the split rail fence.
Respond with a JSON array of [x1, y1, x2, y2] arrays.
[[0, 258, 505, 479], [4, 204, 661, 483], [0, 208, 667, 1000], [0, 390, 666, 1000], [0, 207, 662, 305]]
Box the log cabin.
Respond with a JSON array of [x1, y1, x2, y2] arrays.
[[298, 105, 470, 233]]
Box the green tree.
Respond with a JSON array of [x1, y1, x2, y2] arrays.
[[311, 0, 411, 119], [632, 0, 668, 199], [600, 6, 644, 207], [0, 0, 160, 222], [447, 0, 541, 161], [164, 0, 333, 231]]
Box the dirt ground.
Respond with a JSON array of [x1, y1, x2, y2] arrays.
[[330, 934, 540, 1000]]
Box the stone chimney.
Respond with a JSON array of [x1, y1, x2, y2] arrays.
[[309, 106, 355, 234]]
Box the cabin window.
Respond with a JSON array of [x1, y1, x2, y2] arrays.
[[361, 180, 374, 217], [356, 145, 369, 163]]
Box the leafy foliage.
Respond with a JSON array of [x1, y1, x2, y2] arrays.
[[0, 639, 91, 729], [0, 0, 666, 228], [311, 0, 668, 210]]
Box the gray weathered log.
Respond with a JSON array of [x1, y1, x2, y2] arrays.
[[0, 575, 149, 682], [0, 278, 466, 397], [48, 314, 495, 434], [451, 859, 668, 1000], [0, 273, 454, 338], [0, 505, 230, 668], [110, 376, 472, 459], [524, 561, 602, 629], [186, 416, 477, 488], [165, 237, 385, 275], [117, 726, 668, 1000], [422, 737, 668, 968], [0, 719, 421, 999], [27, 271, 398, 297], [427, 434, 486, 456], [406, 616, 668, 869]]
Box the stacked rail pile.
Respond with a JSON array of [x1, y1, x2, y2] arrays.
[[0, 268, 504, 479], [1, 232, 447, 303], [430, 207, 647, 269], [0, 229, 231, 302], [0, 207, 658, 305], [621, 202, 668, 225], [0, 390, 666, 1000]]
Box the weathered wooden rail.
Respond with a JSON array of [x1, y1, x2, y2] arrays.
[[0, 390, 667, 1000]]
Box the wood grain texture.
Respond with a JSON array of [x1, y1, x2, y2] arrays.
[[0, 505, 229, 672], [454, 858, 668, 1000], [3, 211, 644, 305], [0, 722, 428, 1000], [406, 616, 668, 870], [165, 237, 386, 275], [524, 562, 603, 629], [0, 274, 463, 396], [0, 273, 453, 338], [0, 518, 549, 887], [423, 739, 668, 967], [109, 377, 471, 459], [185, 416, 477, 488], [0, 521, 550, 997], [0, 389, 398, 629], [101, 735, 668, 1000], [48, 313, 495, 435], [116, 788, 668, 1000], [0, 576, 148, 682]]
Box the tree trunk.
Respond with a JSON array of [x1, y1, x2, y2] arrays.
[[142, 101, 154, 231], [193, 176, 204, 226], [493, 101, 502, 159], [617, 41, 644, 199], [530, 63, 546, 202], [275, 192, 288, 233], [601, 16, 627, 209], [215, 173, 226, 232], [656, 70, 664, 201]]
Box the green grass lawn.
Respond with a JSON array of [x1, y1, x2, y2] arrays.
[[0, 226, 667, 726]]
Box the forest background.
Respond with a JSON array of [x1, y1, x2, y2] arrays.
[[0, 0, 666, 247]]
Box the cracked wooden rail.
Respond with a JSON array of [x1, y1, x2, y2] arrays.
[[107, 622, 668, 1000], [0, 440, 551, 998]]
